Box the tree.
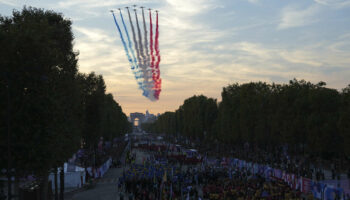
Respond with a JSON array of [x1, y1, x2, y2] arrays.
[[339, 85, 350, 157], [0, 7, 82, 199], [1, 7, 132, 199], [148, 79, 348, 161], [78, 72, 131, 167]]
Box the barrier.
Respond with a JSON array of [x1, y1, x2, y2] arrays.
[[91, 157, 112, 178], [223, 157, 348, 200], [48, 171, 86, 190]]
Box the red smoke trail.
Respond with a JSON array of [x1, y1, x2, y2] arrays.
[[149, 10, 159, 99], [153, 11, 161, 99]]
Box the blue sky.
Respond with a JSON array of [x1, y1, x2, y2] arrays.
[[1, 0, 350, 115]]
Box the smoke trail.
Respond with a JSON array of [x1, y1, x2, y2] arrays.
[[126, 8, 142, 71], [111, 12, 133, 69], [119, 10, 138, 72], [155, 11, 161, 69], [126, 8, 152, 97], [149, 9, 155, 71], [149, 10, 156, 98], [134, 9, 145, 70], [134, 8, 154, 99], [112, 11, 148, 97], [120, 9, 149, 97], [154, 11, 161, 99], [142, 8, 150, 67], [141, 7, 152, 92]]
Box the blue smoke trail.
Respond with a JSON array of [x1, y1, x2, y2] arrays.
[[120, 10, 149, 98], [119, 10, 138, 73], [111, 11, 148, 96], [111, 12, 133, 65]]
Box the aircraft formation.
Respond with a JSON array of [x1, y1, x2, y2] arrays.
[[111, 5, 161, 101]]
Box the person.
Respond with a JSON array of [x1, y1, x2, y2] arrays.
[[119, 191, 124, 200], [118, 179, 122, 191]]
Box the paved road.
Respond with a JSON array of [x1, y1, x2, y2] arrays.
[[67, 142, 131, 200], [66, 146, 149, 200], [66, 167, 123, 200]]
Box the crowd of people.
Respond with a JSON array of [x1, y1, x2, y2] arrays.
[[114, 140, 311, 200], [202, 143, 349, 182], [202, 168, 303, 200]]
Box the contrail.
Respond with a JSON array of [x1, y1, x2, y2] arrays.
[[141, 7, 152, 92], [134, 9, 145, 69], [111, 12, 133, 71], [126, 7, 151, 97], [154, 11, 161, 99], [119, 9, 138, 72], [111, 7, 161, 101], [149, 9, 156, 98], [120, 9, 149, 97], [134, 8, 153, 98], [113, 10, 147, 97], [126, 8, 142, 72]]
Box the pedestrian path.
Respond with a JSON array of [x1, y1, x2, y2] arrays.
[[66, 142, 130, 200], [66, 167, 123, 200], [95, 177, 119, 184]]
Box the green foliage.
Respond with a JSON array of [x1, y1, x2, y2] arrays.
[[0, 7, 81, 176], [143, 95, 218, 141], [218, 79, 346, 157], [148, 80, 350, 158], [77, 72, 130, 150], [339, 85, 350, 156], [0, 7, 130, 182]]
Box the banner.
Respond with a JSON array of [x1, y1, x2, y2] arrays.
[[301, 177, 312, 194], [324, 185, 344, 200], [320, 179, 350, 197], [311, 181, 325, 199], [273, 168, 282, 179]]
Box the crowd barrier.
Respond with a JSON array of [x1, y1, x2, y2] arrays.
[[222, 158, 349, 200], [48, 171, 86, 190], [86, 157, 113, 178]]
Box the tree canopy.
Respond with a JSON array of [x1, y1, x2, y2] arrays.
[[146, 80, 350, 158], [0, 7, 130, 198]]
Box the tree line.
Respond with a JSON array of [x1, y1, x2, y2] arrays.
[[142, 79, 350, 159], [0, 7, 131, 199]]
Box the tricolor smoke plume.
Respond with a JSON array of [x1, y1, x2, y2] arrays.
[[111, 11, 147, 95], [111, 7, 161, 101]]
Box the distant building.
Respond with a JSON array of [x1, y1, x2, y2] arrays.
[[144, 110, 156, 123], [129, 110, 157, 127]]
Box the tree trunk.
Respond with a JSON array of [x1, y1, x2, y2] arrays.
[[40, 172, 49, 200], [14, 175, 19, 199], [59, 166, 64, 200], [7, 173, 12, 200], [7, 79, 12, 200], [54, 168, 58, 200]]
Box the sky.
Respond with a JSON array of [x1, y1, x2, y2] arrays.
[[1, 0, 350, 115]]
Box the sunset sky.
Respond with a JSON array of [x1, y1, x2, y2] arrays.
[[1, 0, 350, 115]]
